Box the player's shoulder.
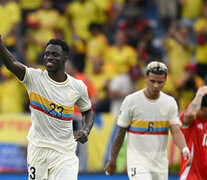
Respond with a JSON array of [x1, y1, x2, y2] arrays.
[[67, 74, 86, 87], [161, 91, 174, 100], [26, 66, 42, 71], [26, 66, 44, 76], [160, 91, 177, 105], [125, 90, 142, 100]]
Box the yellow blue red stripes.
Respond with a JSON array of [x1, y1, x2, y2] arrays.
[[29, 92, 74, 121], [128, 120, 169, 135]]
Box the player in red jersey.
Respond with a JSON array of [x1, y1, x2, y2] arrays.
[[179, 86, 207, 180]]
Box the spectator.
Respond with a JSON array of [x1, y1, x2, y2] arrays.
[[19, 0, 42, 36], [85, 22, 109, 75], [156, 0, 178, 30], [163, 21, 193, 83], [103, 30, 137, 78], [0, 0, 21, 55], [177, 63, 204, 112], [0, 66, 28, 113], [65, 0, 99, 41], [193, 3, 207, 82], [136, 26, 162, 65], [108, 65, 141, 116], [25, 0, 61, 64], [178, 0, 203, 28]]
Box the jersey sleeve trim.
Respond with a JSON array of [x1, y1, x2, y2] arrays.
[[19, 65, 28, 83], [78, 104, 92, 112], [169, 118, 181, 126], [117, 121, 129, 128]]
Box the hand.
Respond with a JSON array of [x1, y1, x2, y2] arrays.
[[104, 159, 116, 176], [196, 86, 207, 97], [183, 151, 192, 167], [74, 129, 88, 144]]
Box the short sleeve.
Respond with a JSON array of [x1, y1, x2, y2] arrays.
[[169, 98, 180, 125], [117, 95, 132, 128], [20, 67, 42, 92], [75, 81, 92, 112]]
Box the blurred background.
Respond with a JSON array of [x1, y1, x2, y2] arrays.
[[0, 0, 207, 179]]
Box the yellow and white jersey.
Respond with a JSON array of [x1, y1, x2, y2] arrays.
[[22, 67, 91, 154], [117, 89, 179, 173]]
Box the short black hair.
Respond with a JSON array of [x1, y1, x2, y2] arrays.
[[201, 94, 207, 107], [46, 39, 69, 55]]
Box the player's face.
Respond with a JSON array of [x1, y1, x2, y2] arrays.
[[44, 44, 66, 72], [145, 72, 166, 99]]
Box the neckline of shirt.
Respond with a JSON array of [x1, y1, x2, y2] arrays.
[[141, 89, 161, 103], [45, 71, 70, 85]]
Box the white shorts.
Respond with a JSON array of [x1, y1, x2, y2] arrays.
[[128, 168, 168, 180], [27, 142, 79, 180]]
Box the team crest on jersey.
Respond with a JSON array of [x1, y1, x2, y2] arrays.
[[160, 108, 168, 115], [197, 123, 203, 130], [45, 86, 52, 92], [139, 109, 144, 113], [67, 91, 77, 100]]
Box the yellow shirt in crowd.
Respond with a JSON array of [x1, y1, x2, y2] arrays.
[[181, 0, 203, 19], [0, 1, 21, 46], [19, 0, 42, 10], [194, 18, 207, 64], [166, 38, 192, 80], [66, 1, 98, 40], [103, 45, 137, 78]]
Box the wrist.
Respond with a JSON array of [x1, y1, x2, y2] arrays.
[[83, 128, 89, 135], [109, 158, 117, 164], [182, 146, 190, 153]]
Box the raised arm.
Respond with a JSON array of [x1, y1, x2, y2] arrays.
[[74, 108, 94, 144], [0, 35, 26, 81], [104, 126, 127, 175], [183, 86, 207, 125]]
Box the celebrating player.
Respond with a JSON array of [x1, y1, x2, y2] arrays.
[[0, 35, 94, 180]]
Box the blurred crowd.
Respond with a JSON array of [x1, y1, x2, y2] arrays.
[[0, 0, 207, 116]]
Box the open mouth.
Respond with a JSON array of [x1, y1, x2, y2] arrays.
[[47, 62, 54, 67], [153, 90, 159, 93]]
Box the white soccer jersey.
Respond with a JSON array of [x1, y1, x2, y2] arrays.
[[21, 67, 91, 154], [117, 89, 179, 173]]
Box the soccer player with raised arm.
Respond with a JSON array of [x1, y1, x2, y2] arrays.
[[180, 86, 207, 180], [0, 35, 94, 180]]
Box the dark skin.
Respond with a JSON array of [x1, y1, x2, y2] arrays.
[[0, 35, 94, 144], [75, 108, 95, 143], [44, 44, 68, 82]]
